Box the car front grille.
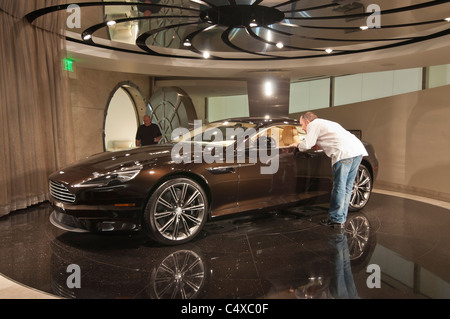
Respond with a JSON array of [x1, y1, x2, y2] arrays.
[[49, 180, 76, 203]]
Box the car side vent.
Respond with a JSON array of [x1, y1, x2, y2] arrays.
[[49, 180, 76, 203]]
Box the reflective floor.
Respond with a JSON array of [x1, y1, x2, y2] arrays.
[[0, 192, 449, 299]]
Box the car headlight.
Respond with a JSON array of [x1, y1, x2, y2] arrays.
[[74, 165, 142, 188]]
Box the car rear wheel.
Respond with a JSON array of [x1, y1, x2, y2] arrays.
[[143, 178, 208, 245], [349, 164, 372, 211]]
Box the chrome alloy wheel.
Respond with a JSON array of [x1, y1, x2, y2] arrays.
[[145, 178, 208, 244], [349, 164, 372, 211], [345, 215, 371, 260], [151, 250, 206, 299]]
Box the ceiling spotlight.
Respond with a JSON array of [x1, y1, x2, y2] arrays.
[[203, 14, 213, 23], [264, 81, 273, 97], [445, 17, 450, 22], [325, 48, 333, 54], [82, 34, 92, 41], [203, 51, 210, 59], [276, 42, 284, 49], [107, 20, 116, 26], [360, 25, 369, 30], [249, 19, 258, 27]]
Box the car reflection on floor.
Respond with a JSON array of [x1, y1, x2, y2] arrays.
[[3, 193, 449, 299], [48, 208, 375, 299]]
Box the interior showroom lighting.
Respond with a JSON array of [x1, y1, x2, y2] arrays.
[[264, 80, 273, 96]]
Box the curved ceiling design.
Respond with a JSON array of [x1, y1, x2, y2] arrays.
[[26, 0, 450, 62]]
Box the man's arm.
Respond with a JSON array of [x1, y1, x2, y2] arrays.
[[289, 124, 320, 150], [154, 126, 162, 143]]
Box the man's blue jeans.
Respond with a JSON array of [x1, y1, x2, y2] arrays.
[[329, 232, 358, 298], [329, 155, 363, 223]]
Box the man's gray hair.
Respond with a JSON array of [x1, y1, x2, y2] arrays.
[[300, 111, 318, 122]]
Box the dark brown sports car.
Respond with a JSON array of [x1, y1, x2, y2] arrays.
[[49, 117, 378, 245]]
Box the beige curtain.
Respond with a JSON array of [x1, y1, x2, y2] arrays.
[[0, 1, 75, 216]]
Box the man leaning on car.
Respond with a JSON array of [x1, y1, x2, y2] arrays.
[[290, 111, 368, 229]]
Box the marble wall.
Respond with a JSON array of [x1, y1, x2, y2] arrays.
[[69, 67, 152, 160]]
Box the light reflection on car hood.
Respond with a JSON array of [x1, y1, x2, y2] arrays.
[[51, 145, 174, 184]]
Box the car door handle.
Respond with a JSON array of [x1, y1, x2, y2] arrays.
[[206, 166, 236, 174]]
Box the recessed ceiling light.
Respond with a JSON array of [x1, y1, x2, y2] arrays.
[[107, 20, 116, 26], [276, 42, 284, 49], [360, 25, 369, 30], [325, 48, 333, 54], [203, 51, 210, 59], [445, 17, 450, 22], [183, 39, 191, 47], [82, 34, 92, 41], [264, 81, 273, 97]]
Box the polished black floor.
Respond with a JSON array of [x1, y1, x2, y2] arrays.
[[0, 192, 449, 299]]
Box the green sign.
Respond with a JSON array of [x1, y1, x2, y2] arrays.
[[63, 58, 74, 72]]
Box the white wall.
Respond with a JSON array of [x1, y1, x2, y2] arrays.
[[207, 95, 249, 122], [334, 68, 422, 106], [289, 78, 330, 113], [428, 64, 450, 88]]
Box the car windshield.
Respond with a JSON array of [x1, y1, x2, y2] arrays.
[[170, 121, 258, 147]]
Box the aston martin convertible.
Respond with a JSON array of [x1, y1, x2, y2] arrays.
[[49, 117, 378, 245]]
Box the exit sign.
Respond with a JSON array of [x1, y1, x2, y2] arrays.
[[63, 58, 74, 72]]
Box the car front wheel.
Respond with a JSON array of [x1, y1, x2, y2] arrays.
[[143, 178, 208, 245], [349, 164, 372, 211]]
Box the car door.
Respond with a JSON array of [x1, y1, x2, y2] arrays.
[[202, 160, 240, 217], [236, 125, 297, 212], [276, 124, 333, 206], [294, 148, 333, 204]]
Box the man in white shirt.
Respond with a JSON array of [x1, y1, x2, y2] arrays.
[[290, 112, 368, 229]]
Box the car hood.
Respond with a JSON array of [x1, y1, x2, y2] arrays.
[[50, 145, 175, 185]]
